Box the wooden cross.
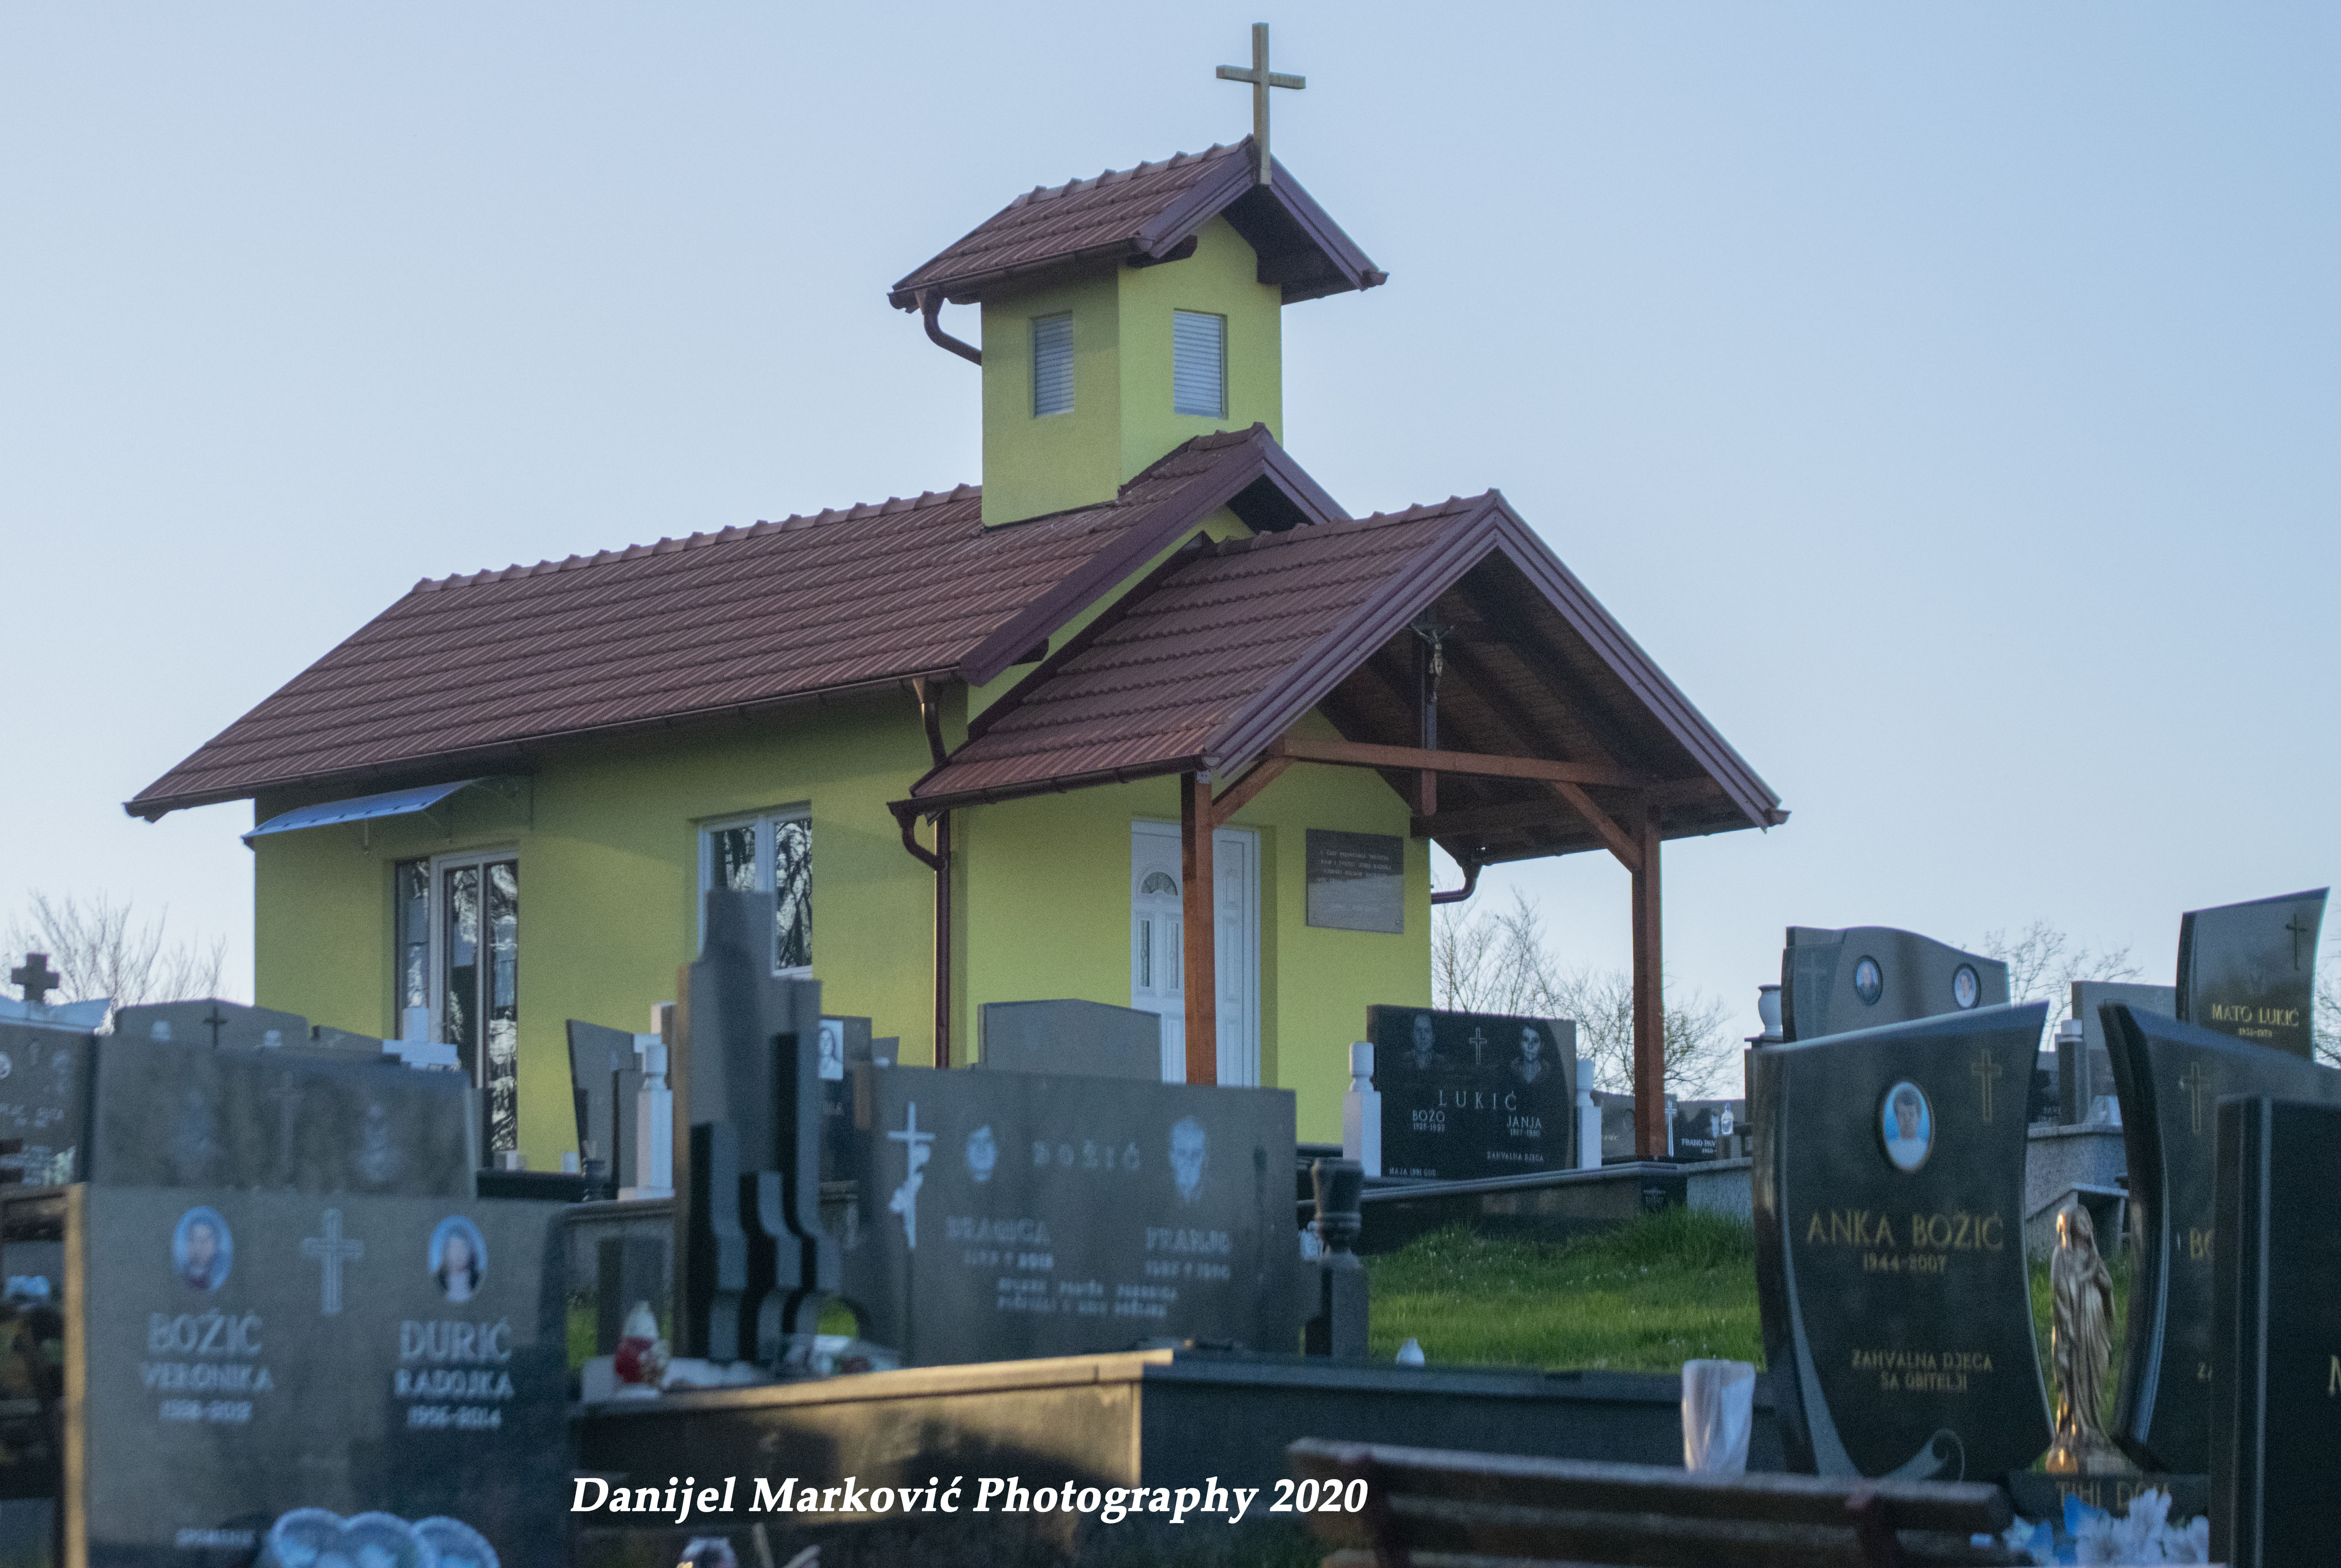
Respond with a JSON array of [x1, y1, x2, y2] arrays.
[[1971, 1049, 2002, 1122], [1216, 23, 1305, 186], [2180, 1061, 2212, 1137], [2285, 909, 2317, 969], [9, 953, 60, 1007]]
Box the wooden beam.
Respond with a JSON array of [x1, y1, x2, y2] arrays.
[[1209, 755, 1292, 828], [1265, 735, 1643, 789], [1630, 808, 1666, 1159], [1180, 773, 1218, 1087], [1549, 780, 1641, 873], [1411, 799, 1581, 842]]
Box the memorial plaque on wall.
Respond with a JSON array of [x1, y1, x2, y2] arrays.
[[1752, 1003, 2052, 1481], [1305, 831, 1405, 935], [27, 1185, 566, 1565], [2175, 888, 2326, 1060], [89, 1035, 477, 1197], [835, 1066, 1301, 1366], [2102, 1003, 2341, 1474], [2209, 1098, 2341, 1568], [1780, 926, 2009, 1043], [0, 1024, 89, 1185], [1366, 1006, 1575, 1180]]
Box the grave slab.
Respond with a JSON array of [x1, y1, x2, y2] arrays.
[[0, 1024, 89, 1186], [1780, 926, 2009, 1042], [111, 999, 313, 1053], [2175, 888, 2326, 1060], [1366, 1006, 1575, 1181], [975, 1000, 1159, 1080]]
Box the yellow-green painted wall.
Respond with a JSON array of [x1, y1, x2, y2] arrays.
[[979, 215, 1283, 527]]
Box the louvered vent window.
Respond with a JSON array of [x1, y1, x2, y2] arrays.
[[1171, 310, 1226, 418], [1032, 313, 1074, 416]]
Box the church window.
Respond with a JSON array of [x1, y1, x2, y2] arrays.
[[1172, 310, 1225, 417], [392, 853, 521, 1155], [699, 809, 812, 975], [1032, 313, 1074, 415]]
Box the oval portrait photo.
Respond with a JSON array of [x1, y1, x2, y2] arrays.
[[1879, 1081, 1934, 1172], [429, 1216, 488, 1302], [172, 1205, 233, 1292]]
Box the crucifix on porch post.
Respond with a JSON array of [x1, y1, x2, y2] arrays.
[[1180, 773, 1218, 1085], [1630, 804, 1666, 1158]]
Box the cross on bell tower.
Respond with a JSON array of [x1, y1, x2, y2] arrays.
[[1216, 22, 1305, 186]]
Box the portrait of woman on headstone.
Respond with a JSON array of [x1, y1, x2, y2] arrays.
[[171, 1206, 233, 1292], [1879, 1081, 1933, 1171], [429, 1216, 488, 1302], [1510, 1024, 1550, 1085]]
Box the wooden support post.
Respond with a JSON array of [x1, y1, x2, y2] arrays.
[[932, 810, 952, 1068], [1181, 772, 1218, 1086], [1630, 805, 1666, 1158]]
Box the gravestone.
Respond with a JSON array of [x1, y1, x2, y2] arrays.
[[2, 1183, 564, 1564], [1779, 926, 2008, 1043], [834, 1065, 1301, 1366], [0, 1024, 88, 1186], [2208, 1097, 2341, 1568], [87, 1033, 477, 1198], [2102, 1002, 2341, 1474], [2175, 888, 2327, 1059], [1672, 1099, 1747, 1162], [1305, 830, 1405, 934], [113, 998, 313, 1053], [1752, 1003, 2051, 1481], [1365, 1006, 1576, 1180], [565, 1019, 641, 1192], [977, 999, 1159, 1080], [2062, 982, 2173, 1126]]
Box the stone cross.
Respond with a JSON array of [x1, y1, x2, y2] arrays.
[[1216, 22, 1304, 186], [300, 1207, 365, 1315], [1971, 1047, 2003, 1122], [9, 953, 60, 1007]]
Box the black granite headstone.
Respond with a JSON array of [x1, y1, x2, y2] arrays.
[[1366, 1006, 1575, 1180], [2103, 1002, 2341, 1473], [2176, 888, 2327, 1060], [564, 1019, 638, 1193], [835, 1065, 1301, 1366], [16, 1184, 565, 1565], [1752, 1004, 2051, 1481], [1780, 926, 2009, 1043], [88, 1034, 476, 1198], [976, 1000, 1160, 1080], [2209, 1097, 2341, 1568], [0, 1024, 88, 1186], [1672, 1099, 1747, 1162], [113, 999, 313, 1053]]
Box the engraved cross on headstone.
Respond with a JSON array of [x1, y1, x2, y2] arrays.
[[300, 1206, 365, 1315], [1971, 1048, 2003, 1122], [2285, 910, 2317, 969], [9, 954, 60, 1007], [201, 1003, 230, 1049], [1466, 1026, 1488, 1067], [2180, 1062, 2213, 1137], [1216, 22, 1304, 186]]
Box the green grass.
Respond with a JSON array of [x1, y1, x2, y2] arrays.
[[1365, 1210, 1764, 1372]]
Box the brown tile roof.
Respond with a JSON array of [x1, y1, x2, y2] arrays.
[[127, 427, 1345, 818], [888, 139, 1384, 310]]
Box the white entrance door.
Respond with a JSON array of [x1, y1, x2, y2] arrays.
[[1131, 821, 1259, 1085]]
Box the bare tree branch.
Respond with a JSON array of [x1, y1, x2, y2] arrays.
[[3, 892, 230, 1019]]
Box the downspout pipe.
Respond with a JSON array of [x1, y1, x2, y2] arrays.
[[920, 291, 982, 366], [1430, 858, 1481, 906]]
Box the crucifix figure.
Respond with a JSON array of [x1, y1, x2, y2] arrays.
[[2285, 909, 2317, 970], [2180, 1062, 2212, 1137], [300, 1207, 365, 1316], [886, 1103, 934, 1250], [1216, 22, 1304, 186], [1971, 1048, 2003, 1122], [9, 954, 60, 1008]]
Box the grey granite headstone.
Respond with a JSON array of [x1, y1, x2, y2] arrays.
[[35, 1184, 564, 1564], [835, 1065, 1301, 1366], [1753, 1003, 2052, 1481], [1306, 830, 1405, 934], [113, 999, 312, 1053], [2176, 888, 2326, 1060], [977, 1000, 1160, 1080], [1780, 926, 2009, 1043], [1366, 1006, 1576, 1180], [88, 1034, 476, 1197], [2209, 1097, 2341, 1568], [2103, 1002, 2341, 1474], [564, 1019, 637, 1190], [2063, 982, 2174, 1125], [0, 1024, 89, 1186]]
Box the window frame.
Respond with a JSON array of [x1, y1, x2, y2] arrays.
[[697, 806, 814, 978], [392, 847, 522, 1155], [1171, 309, 1227, 419]]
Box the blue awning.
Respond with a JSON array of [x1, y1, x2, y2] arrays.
[[244, 780, 476, 842]]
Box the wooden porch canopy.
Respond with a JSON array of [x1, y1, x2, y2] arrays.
[[892, 492, 1785, 1157]]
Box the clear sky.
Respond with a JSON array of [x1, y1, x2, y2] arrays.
[[3, 4, 2335, 1039]]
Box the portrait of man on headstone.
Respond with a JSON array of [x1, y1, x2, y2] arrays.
[[430, 1216, 488, 1303], [964, 1124, 996, 1183], [173, 1206, 232, 1292], [1510, 1024, 1551, 1085], [1170, 1116, 1208, 1203], [1880, 1081, 1933, 1172], [1408, 1011, 1438, 1071]]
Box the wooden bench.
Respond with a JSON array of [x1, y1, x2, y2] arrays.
[[1286, 1438, 2027, 1568]]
